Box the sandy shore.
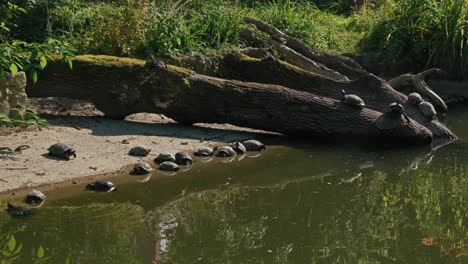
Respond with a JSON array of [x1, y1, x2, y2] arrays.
[[0, 98, 278, 193]]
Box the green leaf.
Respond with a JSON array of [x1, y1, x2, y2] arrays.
[[66, 58, 73, 70], [30, 69, 38, 83], [7, 235, 16, 252], [37, 246, 44, 259], [9, 63, 18, 76], [64, 257, 70, 264], [39, 56, 47, 69]]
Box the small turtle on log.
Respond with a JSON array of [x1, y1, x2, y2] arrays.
[[375, 102, 410, 130], [129, 146, 151, 157], [47, 143, 76, 160], [230, 142, 247, 154], [86, 180, 116, 192], [6, 203, 31, 217], [242, 140, 266, 151], [419, 101, 437, 121], [341, 89, 365, 108], [155, 152, 176, 163], [194, 147, 214, 157], [24, 190, 46, 204], [408, 92, 423, 105], [215, 146, 237, 157], [159, 161, 180, 172], [133, 161, 153, 175], [175, 152, 193, 165]]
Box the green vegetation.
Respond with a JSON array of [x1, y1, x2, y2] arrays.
[[0, 1, 73, 82], [2, 0, 467, 77], [0, 105, 48, 128]]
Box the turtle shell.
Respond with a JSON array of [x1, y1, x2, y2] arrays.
[[343, 94, 365, 107], [194, 147, 214, 157], [129, 146, 151, 157], [86, 180, 116, 192], [155, 152, 176, 163], [159, 161, 180, 172], [375, 112, 403, 130], [215, 146, 237, 157], [419, 101, 437, 120], [133, 161, 153, 175], [242, 140, 266, 151], [408, 93, 423, 105], [24, 190, 46, 204], [48, 143, 76, 159], [230, 142, 247, 154], [175, 152, 193, 165], [388, 102, 404, 112], [6, 203, 31, 217]]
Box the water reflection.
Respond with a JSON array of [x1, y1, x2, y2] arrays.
[[0, 111, 467, 263]]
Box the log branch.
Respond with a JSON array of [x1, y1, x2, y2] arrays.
[[388, 68, 448, 112]]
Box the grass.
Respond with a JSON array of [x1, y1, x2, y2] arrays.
[[7, 0, 468, 78]]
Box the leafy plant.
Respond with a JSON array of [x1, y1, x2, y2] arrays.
[[0, 105, 48, 128]]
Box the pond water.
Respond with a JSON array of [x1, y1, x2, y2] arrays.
[[1, 109, 468, 263]]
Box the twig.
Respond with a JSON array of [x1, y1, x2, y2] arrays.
[[0, 167, 28, 170]]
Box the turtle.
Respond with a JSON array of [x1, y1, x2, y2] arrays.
[[215, 146, 237, 157], [175, 152, 193, 165], [194, 147, 214, 157], [24, 189, 46, 204], [408, 92, 423, 105], [419, 101, 437, 121], [159, 161, 180, 172], [230, 142, 247, 154], [133, 161, 153, 175], [375, 102, 410, 130], [341, 89, 365, 108], [154, 152, 176, 163], [6, 203, 31, 217], [242, 140, 266, 151], [86, 180, 116, 192], [128, 146, 151, 157], [47, 143, 76, 160]]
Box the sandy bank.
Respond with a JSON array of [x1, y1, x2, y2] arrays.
[[0, 98, 278, 192]]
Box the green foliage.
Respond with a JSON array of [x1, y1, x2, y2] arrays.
[[0, 1, 74, 82], [138, 0, 246, 56], [0, 105, 48, 128], [360, 0, 468, 77], [0, 39, 73, 82]]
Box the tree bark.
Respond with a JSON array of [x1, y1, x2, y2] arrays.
[[26, 18, 457, 145]]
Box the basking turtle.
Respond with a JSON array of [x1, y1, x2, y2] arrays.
[[24, 190, 46, 204], [128, 146, 151, 157], [215, 146, 237, 157], [175, 152, 193, 165], [230, 142, 247, 154], [159, 161, 180, 172], [242, 140, 266, 151], [47, 143, 76, 160], [133, 161, 153, 175], [341, 89, 365, 108], [419, 101, 437, 121], [408, 92, 423, 105], [375, 102, 410, 130], [6, 203, 31, 217], [86, 180, 116, 192], [194, 147, 214, 157], [154, 152, 176, 163]]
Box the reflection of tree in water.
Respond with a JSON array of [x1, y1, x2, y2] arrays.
[[154, 155, 468, 263], [0, 203, 152, 263]]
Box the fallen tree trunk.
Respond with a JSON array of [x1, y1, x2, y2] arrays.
[[26, 18, 457, 145]]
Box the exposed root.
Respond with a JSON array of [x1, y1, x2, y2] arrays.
[[388, 68, 448, 112]]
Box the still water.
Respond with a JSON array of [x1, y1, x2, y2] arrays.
[[1, 110, 468, 263]]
